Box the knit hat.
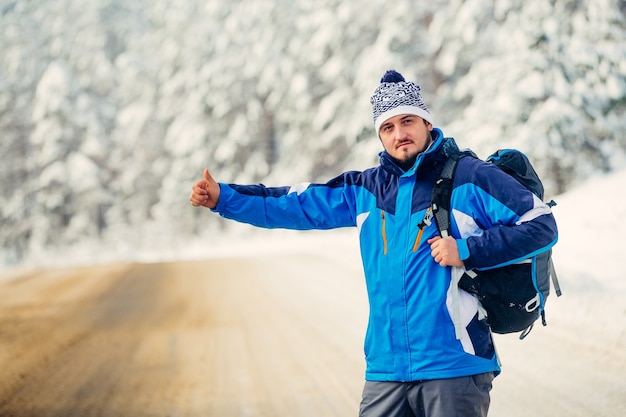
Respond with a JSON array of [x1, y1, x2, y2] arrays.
[[370, 70, 433, 133]]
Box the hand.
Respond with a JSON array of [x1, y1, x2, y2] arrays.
[[189, 168, 221, 209], [428, 236, 464, 267]]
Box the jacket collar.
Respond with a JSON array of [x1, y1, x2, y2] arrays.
[[379, 128, 456, 176]]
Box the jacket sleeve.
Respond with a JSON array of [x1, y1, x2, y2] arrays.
[[453, 159, 558, 270], [212, 173, 358, 230]]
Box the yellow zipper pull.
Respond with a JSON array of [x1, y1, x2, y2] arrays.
[[412, 208, 433, 252], [381, 210, 388, 255]]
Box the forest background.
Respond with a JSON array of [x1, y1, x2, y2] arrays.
[[1, 0, 625, 267]]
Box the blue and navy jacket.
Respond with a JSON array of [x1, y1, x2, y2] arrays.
[[213, 128, 558, 382]]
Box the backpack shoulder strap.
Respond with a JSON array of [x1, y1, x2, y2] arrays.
[[432, 154, 460, 237], [431, 148, 475, 237], [431, 146, 477, 340], [432, 147, 478, 237]]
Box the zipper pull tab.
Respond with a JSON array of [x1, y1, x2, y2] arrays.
[[417, 208, 433, 230], [413, 208, 433, 252]]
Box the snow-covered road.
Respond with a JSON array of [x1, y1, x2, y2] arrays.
[[0, 239, 623, 416]]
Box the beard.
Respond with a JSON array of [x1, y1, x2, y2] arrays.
[[392, 133, 433, 171], [393, 154, 418, 171]]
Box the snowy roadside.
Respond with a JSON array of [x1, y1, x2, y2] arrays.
[[2, 169, 625, 416]]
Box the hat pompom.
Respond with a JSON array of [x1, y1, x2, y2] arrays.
[[381, 70, 405, 83]]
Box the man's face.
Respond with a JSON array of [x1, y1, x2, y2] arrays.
[[378, 114, 433, 169]]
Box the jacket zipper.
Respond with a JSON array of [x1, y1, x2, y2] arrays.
[[381, 210, 388, 255], [412, 208, 433, 252], [412, 226, 425, 252]]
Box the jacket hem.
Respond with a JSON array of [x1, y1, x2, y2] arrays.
[[365, 364, 501, 382]]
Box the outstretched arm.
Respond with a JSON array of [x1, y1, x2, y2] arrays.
[[189, 168, 221, 209], [195, 171, 359, 230]]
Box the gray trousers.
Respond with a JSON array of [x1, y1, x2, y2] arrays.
[[359, 373, 494, 417]]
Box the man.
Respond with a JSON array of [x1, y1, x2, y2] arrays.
[[189, 70, 558, 417]]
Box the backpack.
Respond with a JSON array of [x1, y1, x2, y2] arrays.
[[432, 148, 561, 339]]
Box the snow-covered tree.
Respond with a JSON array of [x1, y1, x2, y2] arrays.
[[0, 0, 624, 266], [431, 0, 626, 196]]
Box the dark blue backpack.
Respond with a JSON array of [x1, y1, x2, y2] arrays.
[[432, 148, 561, 339]]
